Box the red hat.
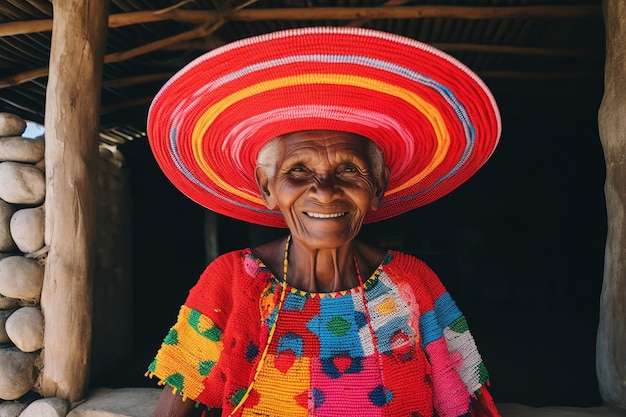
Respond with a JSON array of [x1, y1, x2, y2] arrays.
[[147, 27, 501, 227]]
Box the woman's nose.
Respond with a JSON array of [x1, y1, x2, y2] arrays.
[[310, 175, 340, 201]]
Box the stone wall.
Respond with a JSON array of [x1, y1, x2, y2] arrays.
[[0, 112, 133, 416], [0, 112, 46, 405]]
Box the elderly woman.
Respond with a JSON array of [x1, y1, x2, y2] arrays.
[[146, 27, 502, 417]]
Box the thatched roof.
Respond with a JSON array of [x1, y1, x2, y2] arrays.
[[0, 0, 605, 145]]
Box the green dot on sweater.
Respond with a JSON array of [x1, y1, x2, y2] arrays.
[[327, 315, 351, 336], [188, 309, 223, 342], [449, 316, 469, 333], [478, 362, 490, 384], [164, 373, 185, 391], [163, 328, 179, 345], [198, 360, 216, 376], [231, 388, 247, 405]]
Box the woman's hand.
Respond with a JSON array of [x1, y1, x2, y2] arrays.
[[150, 388, 205, 417]]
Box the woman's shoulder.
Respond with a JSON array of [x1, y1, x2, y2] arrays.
[[194, 247, 260, 284], [383, 250, 434, 274], [203, 247, 275, 281], [381, 250, 447, 297], [185, 247, 269, 311]]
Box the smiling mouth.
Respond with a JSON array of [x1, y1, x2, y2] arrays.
[[304, 212, 347, 219]]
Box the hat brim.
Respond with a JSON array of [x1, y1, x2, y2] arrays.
[[147, 27, 501, 228]]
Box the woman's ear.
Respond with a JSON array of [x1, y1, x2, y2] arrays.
[[255, 166, 277, 209], [370, 164, 390, 211]]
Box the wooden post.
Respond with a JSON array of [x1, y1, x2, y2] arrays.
[[40, 0, 109, 402], [597, 0, 626, 409]]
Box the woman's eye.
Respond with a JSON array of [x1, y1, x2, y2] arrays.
[[340, 164, 359, 174], [288, 165, 308, 175]]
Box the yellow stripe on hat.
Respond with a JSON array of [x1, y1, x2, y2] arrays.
[[191, 74, 450, 202]]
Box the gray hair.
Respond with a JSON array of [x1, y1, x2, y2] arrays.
[[256, 136, 283, 179], [256, 133, 386, 180]]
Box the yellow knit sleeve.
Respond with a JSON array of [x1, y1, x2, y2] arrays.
[[147, 305, 224, 401]]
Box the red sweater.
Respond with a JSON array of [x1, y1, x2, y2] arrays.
[[148, 249, 500, 417]]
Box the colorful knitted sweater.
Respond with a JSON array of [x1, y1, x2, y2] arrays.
[[147, 249, 500, 417]]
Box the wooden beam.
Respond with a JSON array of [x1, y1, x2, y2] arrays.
[[0, 19, 52, 36], [0, 67, 49, 89], [346, 0, 411, 27], [104, 20, 222, 64], [0, 5, 603, 37], [597, 0, 626, 409], [40, 0, 109, 402], [0, 3, 602, 91], [220, 5, 603, 21], [112, 5, 602, 25], [0, 23, 222, 88]]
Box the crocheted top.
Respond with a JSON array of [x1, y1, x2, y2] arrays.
[[147, 249, 500, 417]]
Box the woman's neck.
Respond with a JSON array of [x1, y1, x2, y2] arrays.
[[287, 239, 357, 293], [252, 236, 387, 294]]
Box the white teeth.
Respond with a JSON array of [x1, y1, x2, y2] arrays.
[[306, 212, 346, 219]]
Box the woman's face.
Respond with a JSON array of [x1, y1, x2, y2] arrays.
[[256, 130, 389, 249]]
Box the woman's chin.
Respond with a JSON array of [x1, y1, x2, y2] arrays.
[[291, 230, 359, 250]]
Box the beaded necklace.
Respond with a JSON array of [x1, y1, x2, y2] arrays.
[[227, 236, 291, 416], [228, 235, 382, 416]]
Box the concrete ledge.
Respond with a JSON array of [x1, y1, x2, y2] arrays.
[[67, 388, 161, 417], [67, 388, 626, 417]]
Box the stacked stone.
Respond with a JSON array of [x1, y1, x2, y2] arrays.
[[0, 112, 134, 417], [0, 113, 46, 405]]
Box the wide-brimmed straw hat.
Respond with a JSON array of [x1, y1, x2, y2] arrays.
[[147, 27, 501, 228]]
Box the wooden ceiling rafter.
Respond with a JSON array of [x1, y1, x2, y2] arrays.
[[0, 19, 51, 36], [111, 5, 602, 24], [0, 0, 606, 145], [0, 0, 259, 88], [0, 3, 604, 90], [19, 0, 52, 16], [345, 0, 410, 27], [0, 4, 603, 38], [104, 19, 223, 65]]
